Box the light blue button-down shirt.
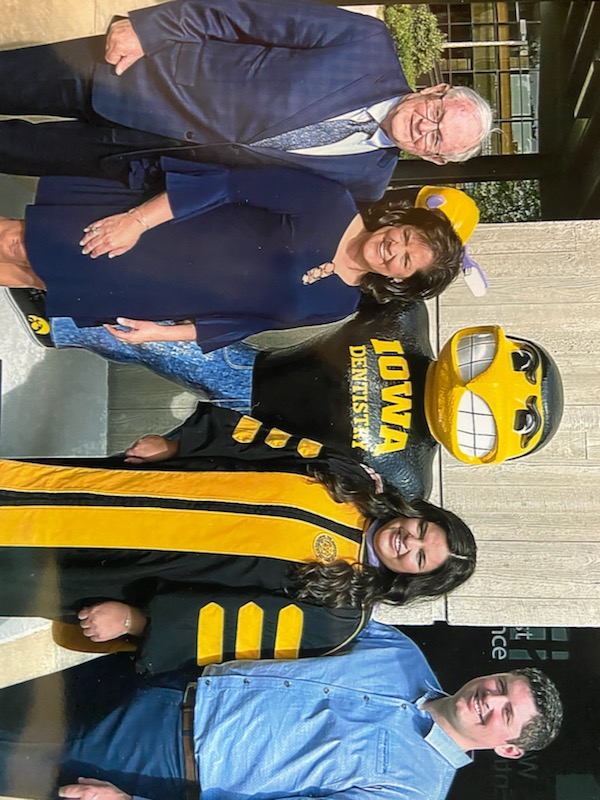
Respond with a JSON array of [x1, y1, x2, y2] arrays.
[[195, 621, 471, 800]]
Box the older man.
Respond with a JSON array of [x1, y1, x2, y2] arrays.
[[0, 0, 491, 201], [0, 622, 562, 800]]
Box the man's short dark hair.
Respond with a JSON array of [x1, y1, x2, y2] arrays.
[[508, 668, 563, 751]]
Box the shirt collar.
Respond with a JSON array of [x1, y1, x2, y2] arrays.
[[368, 96, 405, 148], [424, 723, 473, 770], [416, 686, 473, 770]]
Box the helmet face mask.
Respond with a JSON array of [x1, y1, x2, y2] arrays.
[[425, 326, 563, 465]]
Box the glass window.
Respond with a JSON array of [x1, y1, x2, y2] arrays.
[[453, 74, 476, 89], [446, 46, 471, 62], [445, 58, 471, 73], [430, 2, 540, 158], [471, 3, 494, 25], [473, 46, 498, 71], [509, 120, 536, 154], [430, 6, 449, 27], [473, 23, 495, 42], [510, 74, 532, 116], [448, 23, 472, 43], [449, 4, 473, 24], [475, 73, 498, 102]]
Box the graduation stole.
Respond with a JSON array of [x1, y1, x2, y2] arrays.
[[0, 458, 369, 664], [0, 459, 366, 565]]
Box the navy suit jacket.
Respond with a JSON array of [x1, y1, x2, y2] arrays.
[[93, 0, 409, 201]]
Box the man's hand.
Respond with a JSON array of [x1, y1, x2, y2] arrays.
[[125, 434, 179, 463], [59, 777, 131, 800], [105, 19, 144, 76]]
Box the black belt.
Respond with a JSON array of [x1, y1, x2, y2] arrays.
[[182, 682, 199, 797]]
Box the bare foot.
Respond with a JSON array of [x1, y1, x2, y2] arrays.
[[0, 218, 28, 265], [0, 260, 45, 289]]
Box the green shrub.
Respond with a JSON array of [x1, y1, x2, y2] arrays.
[[383, 5, 446, 89], [464, 180, 541, 223]]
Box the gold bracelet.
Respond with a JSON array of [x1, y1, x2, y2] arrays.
[[127, 207, 150, 230]]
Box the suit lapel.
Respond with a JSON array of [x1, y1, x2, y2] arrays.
[[248, 75, 407, 143]]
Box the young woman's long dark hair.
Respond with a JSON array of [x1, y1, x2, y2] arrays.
[[289, 468, 476, 612]]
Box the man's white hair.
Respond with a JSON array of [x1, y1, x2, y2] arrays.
[[443, 86, 494, 162]]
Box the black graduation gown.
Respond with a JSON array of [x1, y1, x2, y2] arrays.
[[1, 404, 373, 673]]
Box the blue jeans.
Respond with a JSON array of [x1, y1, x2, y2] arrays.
[[51, 318, 256, 414], [0, 656, 189, 800]]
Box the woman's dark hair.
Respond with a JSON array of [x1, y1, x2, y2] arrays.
[[289, 469, 476, 613], [358, 199, 464, 303]]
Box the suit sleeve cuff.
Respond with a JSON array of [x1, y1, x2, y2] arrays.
[[128, 5, 173, 57]]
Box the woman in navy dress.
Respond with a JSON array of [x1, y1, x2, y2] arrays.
[[0, 160, 462, 372]]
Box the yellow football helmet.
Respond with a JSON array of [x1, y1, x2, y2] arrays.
[[425, 325, 564, 464], [415, 186, 479, 245]]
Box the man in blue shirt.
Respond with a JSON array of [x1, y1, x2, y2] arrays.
[[0, 621, 562, 800]]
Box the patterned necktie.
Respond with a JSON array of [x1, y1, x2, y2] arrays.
[[253, 116, 380, 151]]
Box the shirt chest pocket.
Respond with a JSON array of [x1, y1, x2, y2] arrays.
[[375, 725, 422, 776], [376, 728, 391, 774]]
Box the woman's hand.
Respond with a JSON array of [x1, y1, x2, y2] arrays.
[[104, 318, 197, 344], [80, 193, 172, 258], [78, 602, 134, 642], [124, 434, 179, 463], [103, 318, 172, 344], [60, 777, 131, 800], [80, 212, 144, 258]]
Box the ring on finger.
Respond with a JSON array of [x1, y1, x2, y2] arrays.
[[91, 226, 99, 234]]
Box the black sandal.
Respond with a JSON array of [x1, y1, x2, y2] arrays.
[[5, 287, 54, 348]]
